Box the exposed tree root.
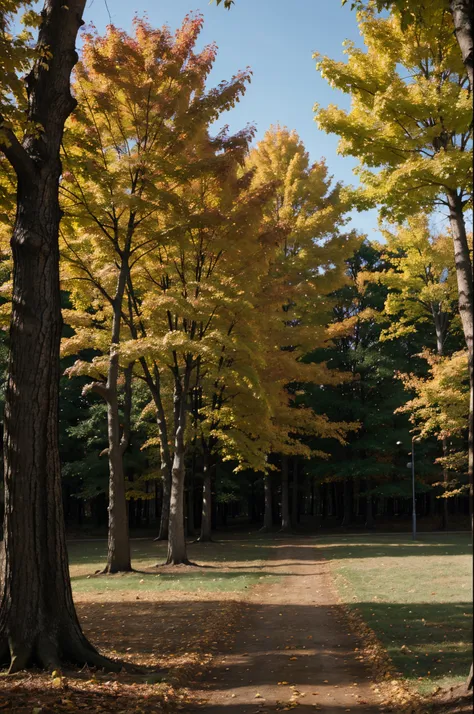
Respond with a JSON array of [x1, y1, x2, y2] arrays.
[[100, 566, 135, 575], [0, 633, 124, 674]]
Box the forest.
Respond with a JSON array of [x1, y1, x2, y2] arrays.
[[0, 1, 472, 713]]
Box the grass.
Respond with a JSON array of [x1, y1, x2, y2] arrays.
[[315, 533, 473, 694], [68, 537, 277, 594]]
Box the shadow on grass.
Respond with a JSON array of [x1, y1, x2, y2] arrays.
[[74, 599, 471, 685]]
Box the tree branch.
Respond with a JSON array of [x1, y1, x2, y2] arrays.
[[82, 381, 111, 402], [0, 117, 35, 179]]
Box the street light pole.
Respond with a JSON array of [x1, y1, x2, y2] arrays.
[[411, 436, 417, 541]]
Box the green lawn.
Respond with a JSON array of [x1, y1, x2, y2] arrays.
[[68, 537, 276, 594], [316, 534, 473, 694]]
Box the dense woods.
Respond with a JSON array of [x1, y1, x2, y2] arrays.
[[0, 0, 471, 693]]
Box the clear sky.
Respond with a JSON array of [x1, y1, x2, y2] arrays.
[[83, 0, 381, 238]]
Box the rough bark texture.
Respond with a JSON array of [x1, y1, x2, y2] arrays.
[[140, 362, 172, 542], [261, 474, 273, 531], [166, 373, 191, 565], [104, 346, 131, 574], [280, 455, 291, 531], [0, 0, 119, 673], [446, 192, 473, 534], [200, 449, 213, 542], [450, 0, 473, 91]]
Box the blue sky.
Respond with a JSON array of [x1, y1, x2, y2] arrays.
[[83, 0, 381, 238]]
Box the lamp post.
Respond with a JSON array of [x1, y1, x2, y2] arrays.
[[410, 436, 417, 541]]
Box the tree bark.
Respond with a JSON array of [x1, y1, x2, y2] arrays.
[[449, 0, 473, 92], [157, 437, 172, 541], [341, 477, 352, 528], [104, 350, 131, 573], [84, 269, 132, 573], [199, 447, 213, 542], [365, 480, 375, 529], [280, 455, 291, 531], [291, 459, 298, 528], [446, 191, 473, 538], [0, 0, 119, 673], [261, 474, 273, 531], [166, 370, 191, 565]]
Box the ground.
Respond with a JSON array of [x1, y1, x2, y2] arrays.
[[0, 533, 471, 713]]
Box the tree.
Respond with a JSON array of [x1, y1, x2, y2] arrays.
[[0, 0, 119, 673], [60, 17, 251, 568], [398, 349, 470, 495], [373, 215, 463, 526], [246, 126, 360, 530], [304, 241, 430, 528], [120, 136, 278, 563], [314, 0, 473, 536], [61, 16, 277, 564]]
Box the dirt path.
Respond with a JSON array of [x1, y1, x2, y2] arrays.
[[190, 539, 383, 713]]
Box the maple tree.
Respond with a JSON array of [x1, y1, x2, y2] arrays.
[[314, 0, 473, 535], [374, 215, 463, 526], [60, 16, 231, 572], [245, 126, 360, 530], [398, 349, 469, 491], [60, 16, 279, 565], [376, 216, 459, 355]]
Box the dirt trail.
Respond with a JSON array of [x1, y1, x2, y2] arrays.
[[190, 539, 383, 713]]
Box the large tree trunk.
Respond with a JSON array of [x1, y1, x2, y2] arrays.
[[445, 192, 473, 691], [280, 455, 291, 532], [0, 0, 118, 673], [450, 0, 473, 92], [261, 474, 273, 531], [200, 448, 213, 542], [446, 191, 473, 535], [166, 374, 191, 565], [104, 353, 131, 573]]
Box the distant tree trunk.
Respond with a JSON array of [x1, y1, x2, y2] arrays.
[[291, 459, 298, 528], [341, 478, 351, 528], [199, 446, 213, 542], [0, 0, 119, 673], [84, 281, 132, 573], [166, 369, 192, 565], [261, 475, 273, 531], [280, 455, 291, 531], [365, 480, 375, 529], [186, 471, 195, 538]]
